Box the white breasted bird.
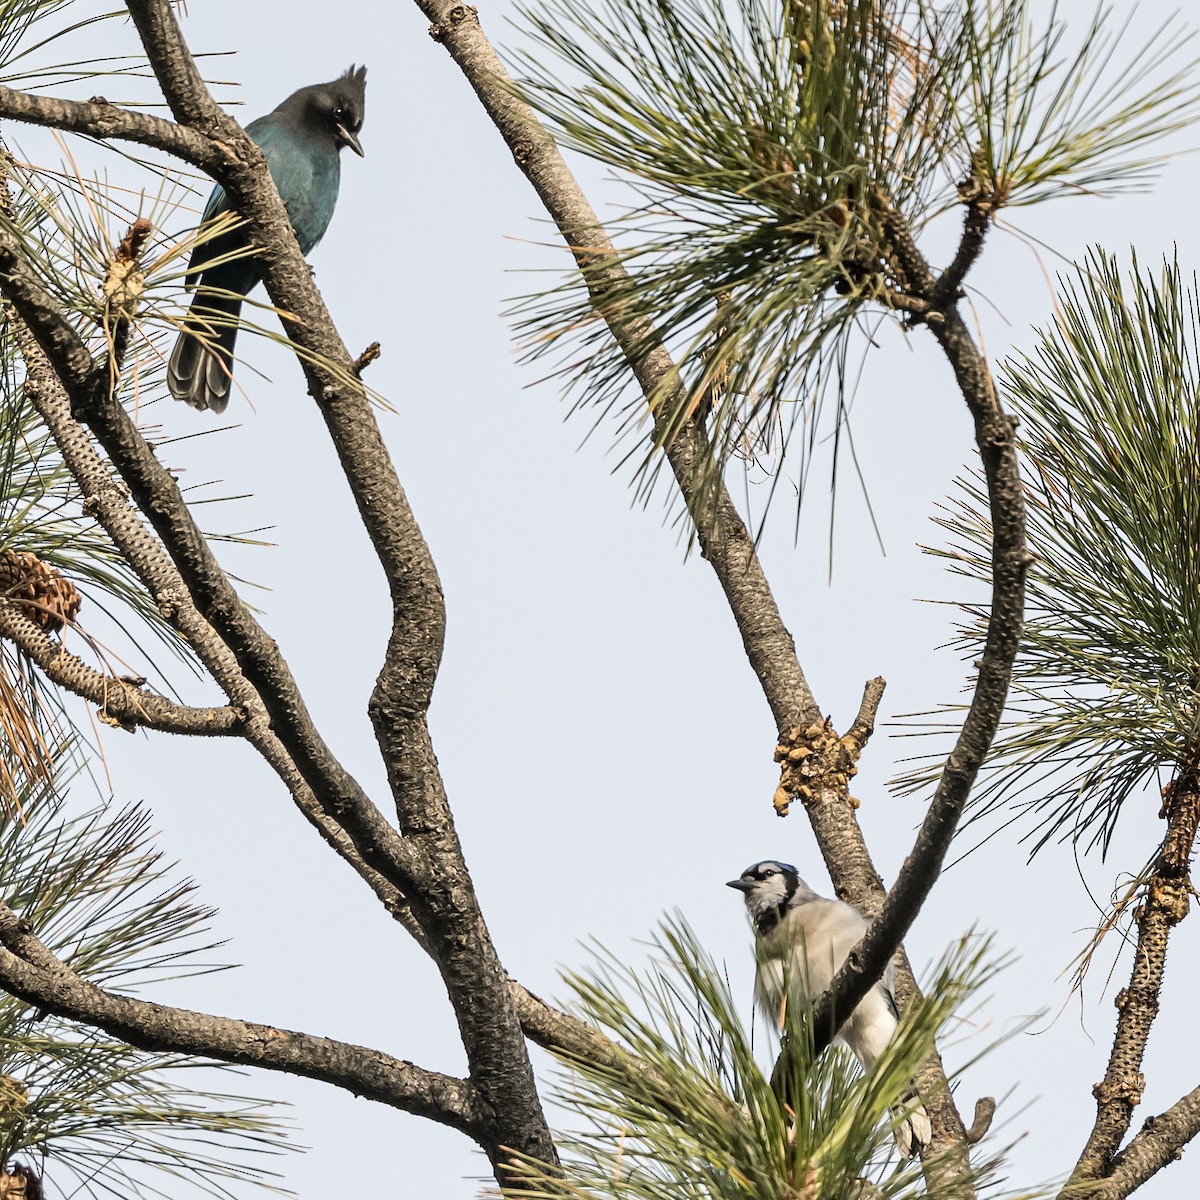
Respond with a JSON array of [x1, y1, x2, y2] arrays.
[[727, 859, 932, 1158]]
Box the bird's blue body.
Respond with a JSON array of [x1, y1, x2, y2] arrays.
[[168, 66, 367, 412]]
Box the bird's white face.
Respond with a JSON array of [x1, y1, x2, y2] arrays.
[[727, 860, 798, 919]]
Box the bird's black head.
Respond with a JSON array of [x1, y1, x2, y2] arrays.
[[279, 65, 368, 156], [727, 860, 804, 930]]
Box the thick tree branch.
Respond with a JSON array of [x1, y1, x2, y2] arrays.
[[1095, 1085, 1200, 1200], [0, 601, 242, 735], [418, 0, 820, 740], [0, 86, 221, 168], [413, 1, 984, 1172], [0, 231, 422, 903], [0, 903, 484, 1137], [1063, 765, 1200, 1197], [123, 0, 558, 1173]]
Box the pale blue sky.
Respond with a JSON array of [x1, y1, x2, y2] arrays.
[[14, 0, 1200, 1195]]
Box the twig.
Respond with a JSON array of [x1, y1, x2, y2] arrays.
[[846, 676, 886, 752], [352, 342, 381, 376], [965, 1097, 996, 1145]]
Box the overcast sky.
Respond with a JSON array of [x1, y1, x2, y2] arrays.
[[13, 0, 1200, 1195]]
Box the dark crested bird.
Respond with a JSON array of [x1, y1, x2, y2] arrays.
[[728, 860, 932, 1158], [168, 66, 367, 412]]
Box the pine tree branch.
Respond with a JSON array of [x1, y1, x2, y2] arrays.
[[122, 0, 559, 1173], [414, 1, 989, 1175], [0, 223, 421, 902], [0, 601, 242, 734], [931, 198, 993, 311], [5, 286, 431, 953], [0, 902, 485, 1138], [419, 0, 821, 737], [1094, 1085, 1200, 1200], [0, 85, 220, 167], [1063, 765, 1200, 1196], [807, 204, 1025, 1183]]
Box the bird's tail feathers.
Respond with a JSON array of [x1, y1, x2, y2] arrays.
[[890, 1091, 932, 1159], [168, 294, 243, 413]]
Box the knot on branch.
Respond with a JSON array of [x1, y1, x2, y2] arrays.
[[773, 718, 862, 817], [1148, 877, 1191, 924], [1093, 1072, 1144, 1108], [429, 4, 478, 40], [770, 678, 885, 816], [0, 549, 80, 633]]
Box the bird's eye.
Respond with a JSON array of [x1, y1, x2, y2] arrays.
[[763, 868, 777, 877]]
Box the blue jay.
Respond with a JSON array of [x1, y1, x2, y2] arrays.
[[168, 66, 367, 412], [728, 860, 932, 1158]]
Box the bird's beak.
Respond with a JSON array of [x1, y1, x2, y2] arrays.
[[337, 123, 365, 157], [726, 879, 754, 892]]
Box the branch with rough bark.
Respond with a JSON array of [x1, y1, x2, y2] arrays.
[[1063, 765, 1200, 1198], [0, 84, 220, 167], [0, 902, 483, 1136], [413, 1, 1015, 1180], [0, 601, 242, 735], [810, 199, 1028, 1061], [1095, 1084, 1200, 1200]]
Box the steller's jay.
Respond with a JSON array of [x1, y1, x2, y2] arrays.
[[168, 66, 367, 413]]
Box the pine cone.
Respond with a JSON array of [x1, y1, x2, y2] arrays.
[[0, 549, 82, 633], [0, 1164, 42, 1200]]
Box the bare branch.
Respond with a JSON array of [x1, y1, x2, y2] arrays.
[[965, 1097, 997, 1145], [0, 601, 242, 735], [0, 224, 422, 900], [931, 197, 993, 311], [0, 903, 484, 1137], [1063, 766, 1200, 1196], [418, 0, 821, 732], [1096, 1085, 1200, 1200], [0, 85, 221, 168], [808, 206, 1027, 1175], [846, 676, 887, 752], [123, 0, 558, 1172]]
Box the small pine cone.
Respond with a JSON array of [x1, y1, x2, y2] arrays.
[[0, 548, 82, 633], [0, 1164, 42, 1200]]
